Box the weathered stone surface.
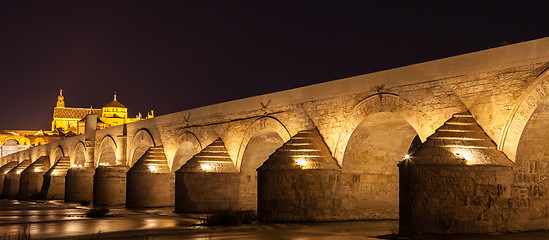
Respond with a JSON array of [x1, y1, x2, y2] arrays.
[[19, 156, 50, 200], [93, 165, 129, 206], [258, 128, 342, 221], [65, 167, 94, 203], [42, 156, 70, 200], [2, 160, 30, 199], [175, 138, 239, 212], [127, 146, 173, 208], [0, 161, 18, 195], [399, 112, 514, 234]]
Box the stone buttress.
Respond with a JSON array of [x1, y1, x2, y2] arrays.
[[399, 112, 513, 235], [126, 146, 173, 208], [65, 166, 95, 203], [3, 160, 31, 199], [175, 138, 239, 212], [93, 165, 129, 206], [41, 156, 70, 199], [257, 128, 341, 221], [0, 161, 19, 195], [19, 156, 50, 200]]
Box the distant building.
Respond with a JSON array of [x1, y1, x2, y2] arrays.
[[51, 90, 154, 135], [0, 90, 153, 157], [0, 130, 61, 157]]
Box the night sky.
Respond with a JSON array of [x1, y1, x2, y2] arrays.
[[1, 1, 547, 130]]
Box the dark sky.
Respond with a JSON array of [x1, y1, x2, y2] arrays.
[[1, 1, 547, 130]]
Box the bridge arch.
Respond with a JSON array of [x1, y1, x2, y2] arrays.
[[18, 137, 30, 145], [333, 93, 419, 166], [33, 137, 45, 146], [128, 128, 156, 167], [171, 131, 202, 172], [499, 69, 549, 162], [71, 141, 87, 167], [236, 116, 291, 210], [97, 135, 117, 166], [3, 138, 19, 146], [49, 146, 64, 166], [334, 93, 420, 219], [236, 116, 291, 170]]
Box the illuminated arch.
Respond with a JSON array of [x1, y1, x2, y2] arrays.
[[128, 128, 156, 166], [18, 137, 31, 145], [33, 137, 45, 146], [50, 146, 64, 166], [333, 93, 419, 166], [97, 135, 118, 166], [71, 141, 87, 167], [498, 68, 549, 162], [235, 116, 291, 170], [171, 131, 202, 172]]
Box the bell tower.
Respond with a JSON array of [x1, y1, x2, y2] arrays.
[[56, 89, 65, 108]]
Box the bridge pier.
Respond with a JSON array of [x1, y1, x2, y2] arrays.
[[2, 160, 31, 199], [41, 156, 70, 200], [0, 162, 19, 195], [257, 129, 341, 221], [175, 138, 239, 213], [93, 165, 129, 206], [126, 146, 173, 208], [19, 156, 50, 200], [399, 112, 514, 235], [65, 167, 94, 203]]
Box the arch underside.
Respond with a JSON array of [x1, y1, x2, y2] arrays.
[[171, 132, 202, 172], [129, 129, 155, 166], [338, 111, 418, 219]]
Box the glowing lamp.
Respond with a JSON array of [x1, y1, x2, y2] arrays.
[[403, 154, 410, 160], [295, 158, 308, 167], [201, 164, 212, 171], [4, 171, 8, 174], [71, 164, 77, 168], [34, 167, 41, 172], [16, 171, 21, 175], [148, 166, 157, 173]]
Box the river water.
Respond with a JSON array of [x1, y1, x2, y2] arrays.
[[0, 200, 548, 239]]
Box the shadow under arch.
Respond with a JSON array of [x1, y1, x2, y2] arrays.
[[128, 128, 156, 167], [96, 135, 118, 166], [171, 131, 202, 172]]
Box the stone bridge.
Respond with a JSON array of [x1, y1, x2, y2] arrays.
[[3, 37, 549, 234]]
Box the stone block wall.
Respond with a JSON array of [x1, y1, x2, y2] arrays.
[[399, 165, 513, 234], [175, 172, 239, 213]]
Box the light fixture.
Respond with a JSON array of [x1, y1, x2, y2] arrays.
[[403, 154, 410, 160], [34, 167, 41, 172], [148, 166, 157, 173], [295, 158, 308, 167], [201, 164, 212, 171], [16, 171, 21, 175]]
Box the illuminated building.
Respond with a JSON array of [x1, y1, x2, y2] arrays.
[[51, 90, 153, 135], [0, 130, 61, 157]]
